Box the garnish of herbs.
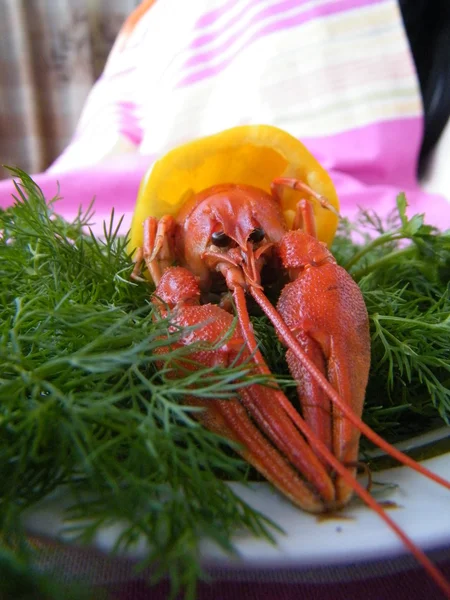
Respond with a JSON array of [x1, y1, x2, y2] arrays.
[[0, 169, 449, 599]]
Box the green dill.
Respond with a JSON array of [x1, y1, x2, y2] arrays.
[[1, 174, 449, 598], [0, 170, 277, 600], [332, 193, 450, 440]]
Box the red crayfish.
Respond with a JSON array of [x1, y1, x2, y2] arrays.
[[131, 128, 450, 597]]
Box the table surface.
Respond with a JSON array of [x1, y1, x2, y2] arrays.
[[33, 533, 450, 600]]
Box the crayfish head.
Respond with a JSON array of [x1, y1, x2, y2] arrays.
[[184, 184, 286, 292]]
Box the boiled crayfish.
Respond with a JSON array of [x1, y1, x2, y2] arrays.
[[130, 126, 450, 597]]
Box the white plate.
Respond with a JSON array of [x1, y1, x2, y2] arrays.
[[19, 202, 450, 572], [23, 431, 450, 570]]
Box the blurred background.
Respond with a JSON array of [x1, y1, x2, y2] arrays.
[[0, 0, 449, 181], [0, 0, 141, 180]]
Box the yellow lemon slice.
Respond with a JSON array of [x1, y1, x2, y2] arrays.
[[130, 125, 339, 252]]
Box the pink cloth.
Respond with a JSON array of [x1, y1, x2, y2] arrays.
[[1, 119, 448, 236], [1, 0, 450, 234]]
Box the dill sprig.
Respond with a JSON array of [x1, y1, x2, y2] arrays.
[[332, 193, 450, 439], [0, 170, 277, 600], [1, 174, 449, 598]]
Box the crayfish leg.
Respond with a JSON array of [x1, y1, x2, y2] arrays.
[[270, 176, 340, 243], [133, 215, 176, 285], [153, 267, 332, 511]]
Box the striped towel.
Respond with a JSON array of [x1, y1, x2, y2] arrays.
[[0, 0, 449, 233]]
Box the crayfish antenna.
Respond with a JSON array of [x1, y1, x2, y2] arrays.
[[248, 285, 450, 492], [233, 285, 450, 599], [290, 402, 450, 599]]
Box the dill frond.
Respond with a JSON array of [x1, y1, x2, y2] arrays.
[[0, 170, 277, 599]]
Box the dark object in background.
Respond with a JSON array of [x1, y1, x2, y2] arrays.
[[399, 0, 450, 175]]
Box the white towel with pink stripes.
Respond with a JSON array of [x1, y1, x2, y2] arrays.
[[1, 0, 449, 232]]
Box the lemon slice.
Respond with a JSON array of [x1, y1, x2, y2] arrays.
[[130, 125, 339, 252]]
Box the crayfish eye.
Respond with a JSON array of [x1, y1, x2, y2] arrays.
[[211, 231, 231, 247], [248, 227, 265, 243]]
